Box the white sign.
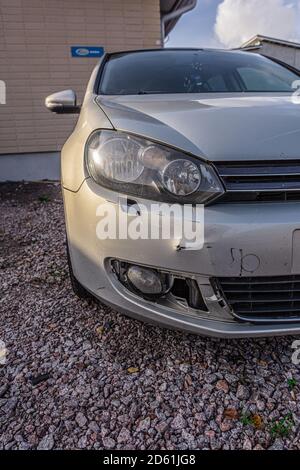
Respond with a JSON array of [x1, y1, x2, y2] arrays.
[[0, 80, 6, 104]]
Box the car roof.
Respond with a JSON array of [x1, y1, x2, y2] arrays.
[[106, 48, 250, 56]]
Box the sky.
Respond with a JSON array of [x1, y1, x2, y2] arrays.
[[167, 0, 300, 49]]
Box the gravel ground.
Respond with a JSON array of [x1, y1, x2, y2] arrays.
[[0, 182, 300, 450]]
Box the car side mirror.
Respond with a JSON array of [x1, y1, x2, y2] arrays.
[[45, 89, 81, 114]]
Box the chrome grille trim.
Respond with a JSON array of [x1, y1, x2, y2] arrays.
[[214, 160, 300, 203]]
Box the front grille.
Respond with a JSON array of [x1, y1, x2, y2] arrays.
[[215, 161, 300, 203], [216, 275, 300, 323]]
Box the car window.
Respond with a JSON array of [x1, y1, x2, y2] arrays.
[[237, 66, 293, 92], [206, 74, 228, 92], [98, 50, 300, 95]]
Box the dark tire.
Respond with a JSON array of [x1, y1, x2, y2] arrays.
[[66, 241, 91, 300]]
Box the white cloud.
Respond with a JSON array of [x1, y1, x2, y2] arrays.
[[215, 0, 300, 48]]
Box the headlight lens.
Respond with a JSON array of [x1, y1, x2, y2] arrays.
[[86, 130, 224, 204], [92, 135, 144, 183], [162, 160, 201, 196]]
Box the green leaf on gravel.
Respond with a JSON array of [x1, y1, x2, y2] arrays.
[[38, 195, 51, 203], [287, 378, 297, 390], [270, 413, 294, 438], [240, 413, 263, 429]]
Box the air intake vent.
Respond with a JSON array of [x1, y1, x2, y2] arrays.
[[215, 275, 300, 323]]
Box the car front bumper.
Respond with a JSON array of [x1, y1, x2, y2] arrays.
[[63, 178, 300, 338]]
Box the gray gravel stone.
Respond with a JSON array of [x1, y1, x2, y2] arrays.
[[136, 417, 150, 433], [236, 384, 250, 400], [75, 412, 87, 428], [171, 414, 186, 430], [269, 439, 284, 451], [117, 427, 131, 444], [0, 183, 299, 450], [155, 420, 169, 434], [243, 437, 252, 450], [37, 434, 54, 450], [102, 437, 116, 448]]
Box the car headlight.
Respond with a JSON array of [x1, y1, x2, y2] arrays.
[[86, 130, 224, 204]]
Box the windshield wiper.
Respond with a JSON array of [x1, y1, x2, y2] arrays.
[[137, 90, 167, 95]]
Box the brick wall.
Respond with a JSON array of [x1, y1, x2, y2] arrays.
[[0, 0, 161, 154]]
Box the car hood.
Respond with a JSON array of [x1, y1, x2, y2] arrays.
[[96, 93, 300, 162]]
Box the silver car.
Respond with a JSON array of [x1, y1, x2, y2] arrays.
[[46, 48, 300, 338]]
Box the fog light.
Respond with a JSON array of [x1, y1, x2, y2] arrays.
[[111, 260, 174, 299], [127, 266, 163, 295]]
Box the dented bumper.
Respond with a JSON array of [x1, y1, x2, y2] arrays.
[[64, 179, 300, 338]]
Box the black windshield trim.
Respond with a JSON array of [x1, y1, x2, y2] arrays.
[[97, 49, 300, 96]]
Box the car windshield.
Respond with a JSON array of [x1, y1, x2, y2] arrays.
[[99, 49, 300, 95]]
